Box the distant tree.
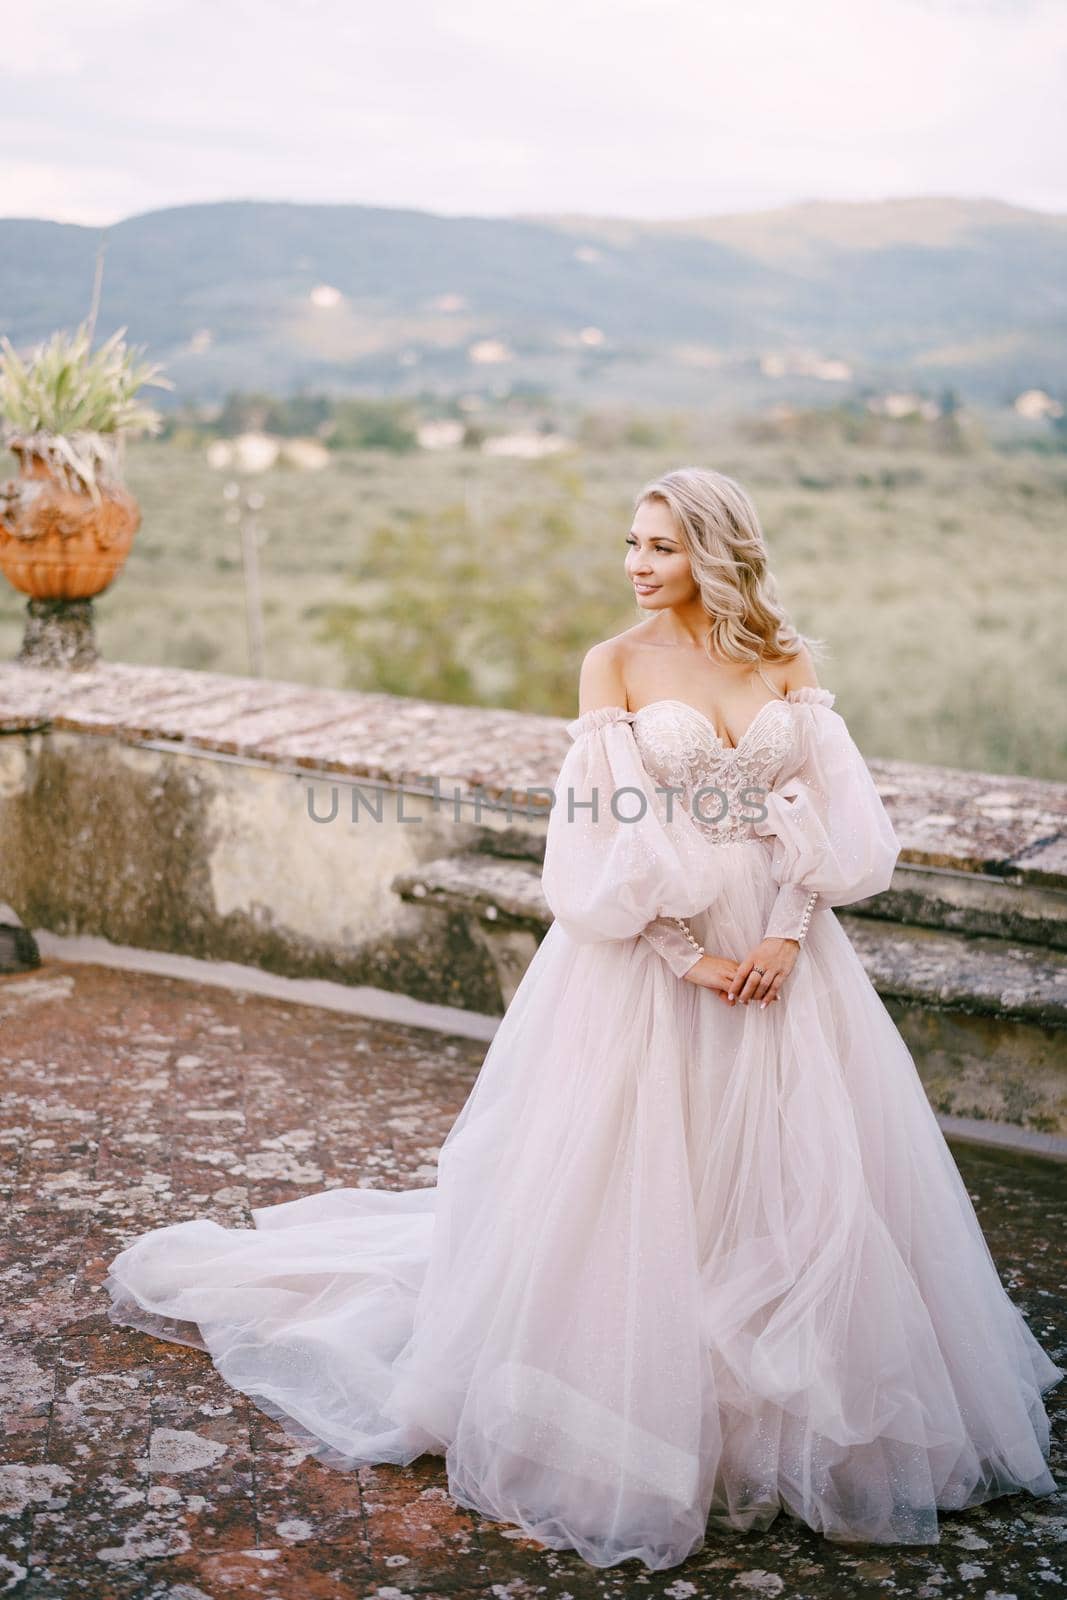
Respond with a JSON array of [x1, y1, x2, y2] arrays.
[[267, 392, 334, 437], [933, 386, 966, 454], [314, 494, 622, 713], [215, 390, 275, 436], [1048, 408, 1067, 453], [330, 398, 418, 452]]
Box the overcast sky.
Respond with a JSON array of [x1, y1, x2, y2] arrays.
[[3, 0, 1064, 228]]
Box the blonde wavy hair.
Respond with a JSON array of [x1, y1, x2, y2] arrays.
[[633, 466, 827, 668]]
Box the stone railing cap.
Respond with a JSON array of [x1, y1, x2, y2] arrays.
[[1, 660, 1064, 883]]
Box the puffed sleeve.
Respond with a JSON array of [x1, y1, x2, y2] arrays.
[[751, 687, 901, 943], [540, 705, 728, 978]]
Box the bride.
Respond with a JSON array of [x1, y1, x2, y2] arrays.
[[104, 466, 1062, 1572]]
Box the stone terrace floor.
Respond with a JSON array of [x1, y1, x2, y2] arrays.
[[1, 959, 1064, 1600]]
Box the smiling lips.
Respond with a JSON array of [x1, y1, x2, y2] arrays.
[[634, 583, 660, 594]]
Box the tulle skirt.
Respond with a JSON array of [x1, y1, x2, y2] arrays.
[[104, 837, 1063, 1571]]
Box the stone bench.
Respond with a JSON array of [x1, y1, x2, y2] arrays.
[[392, 848, 1067, 1024], [391, 844, 1067, 1148]]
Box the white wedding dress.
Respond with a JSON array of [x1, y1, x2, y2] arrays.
[[104, 682, 1063, 1572]]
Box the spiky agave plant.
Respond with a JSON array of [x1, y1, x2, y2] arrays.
[[0, 320, 173, 504]]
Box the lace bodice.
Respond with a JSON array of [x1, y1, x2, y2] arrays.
[[633, 696, 800, 845], [568, 688, 836, 848], [546, 684, 899, 976]]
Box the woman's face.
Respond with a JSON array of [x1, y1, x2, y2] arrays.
[[625, 498, 695, 610]]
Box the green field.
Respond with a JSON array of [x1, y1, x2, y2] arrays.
[[1, 421, 1064, 781]]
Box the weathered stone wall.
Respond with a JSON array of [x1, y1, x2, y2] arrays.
[[0, 727, 506, 1012], [0, 665, 573, 1008]]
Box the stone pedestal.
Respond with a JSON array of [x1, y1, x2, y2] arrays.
[[17, 598, 99, 669], [0, 923, 40, 973]]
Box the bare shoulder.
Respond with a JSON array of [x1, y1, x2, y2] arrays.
[[782, 641, 821, 693], [577, 634, 633, 715], [578, 619, 655, 713]]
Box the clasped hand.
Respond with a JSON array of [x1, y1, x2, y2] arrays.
[[682, 937, 800, 1008]]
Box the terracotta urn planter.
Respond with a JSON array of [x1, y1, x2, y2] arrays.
[[0, 439, 142, 600]]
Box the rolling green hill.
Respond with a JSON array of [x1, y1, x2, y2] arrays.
[[1, 196, 1065, 407]]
